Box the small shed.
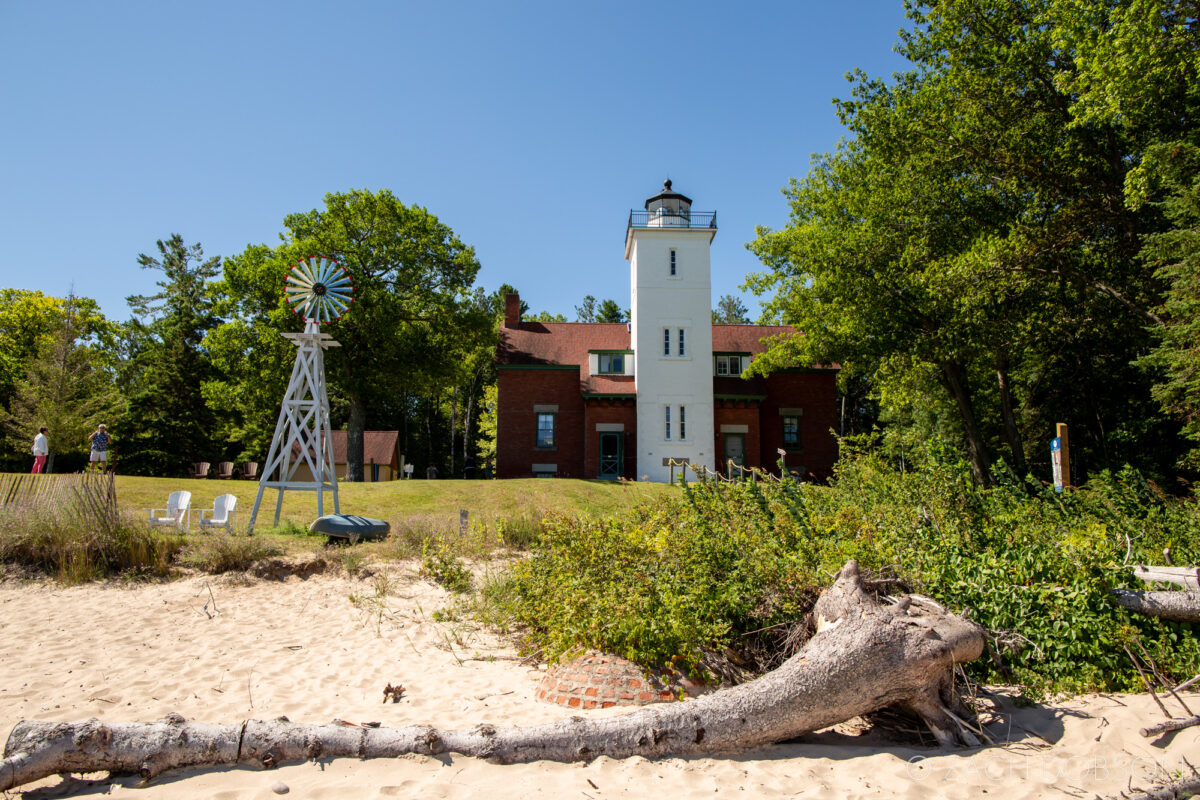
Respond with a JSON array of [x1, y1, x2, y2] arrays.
[[291, 430, 404, 482]]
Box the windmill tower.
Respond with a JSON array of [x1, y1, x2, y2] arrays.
[[248, 257, 353, 531]]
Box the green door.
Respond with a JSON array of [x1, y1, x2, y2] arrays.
[[599, 432, 623, 479], [724, 434, 746, 471]]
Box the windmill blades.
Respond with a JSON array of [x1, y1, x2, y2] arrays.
[[284, 257, 355, 324]]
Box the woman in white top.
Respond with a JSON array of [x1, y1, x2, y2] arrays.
[[31, 427, 48, 474]]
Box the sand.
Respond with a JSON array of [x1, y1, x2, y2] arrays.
[[1, 564, 1196, 799]]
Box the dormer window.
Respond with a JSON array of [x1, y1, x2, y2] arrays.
[[715, 355, 745, 375], [598, 353, 624, 374]]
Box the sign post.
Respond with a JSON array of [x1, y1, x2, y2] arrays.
[[1051, 422, 1071, 492]]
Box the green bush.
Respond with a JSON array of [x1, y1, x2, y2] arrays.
[[420, 536, 473, 593], [176, 532, 283, 573], [491, 448, 1200, 693]]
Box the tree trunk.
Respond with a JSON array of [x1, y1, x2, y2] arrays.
[[939, 360, 992, 485], [0, 562, 987, 792], [347, 393, 366, 482], [1110, 590, 1200, 623], [996, 357, 1027, 476], [425, 394, 435, 470], [449, 385, 457, 478]]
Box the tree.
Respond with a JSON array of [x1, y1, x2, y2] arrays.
[[574, 294, 598, 322], [1049, 0, 1200, 467], [750, 0, 1184, 484], [0, 290, 79, 411], [119, 235, 221, 476], [0, 294, 122, 469], [597, 298, 627, 323], [212, 190, 482, 481], [575, 295, 625, 323], [712, 294, 750, 324]]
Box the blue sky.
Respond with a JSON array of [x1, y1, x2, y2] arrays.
[[0, 2, 911, 322]]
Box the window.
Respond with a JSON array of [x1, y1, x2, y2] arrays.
[[536, 413, 556, 448], [715, 355, 743, 376], [669, 249, 677, 276], [664, 405, 671, 440], [782, 416, 800, 449], [679, 405, 686, 440], [678, 328, 686, 356], [598, 353, 624, 374], [663, 328, 671, 356]]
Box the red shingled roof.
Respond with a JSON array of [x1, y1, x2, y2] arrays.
[[712, 325, 797, 353], [496, 320, 832, 382], [497, 322, 630, 367], [583, 375, 636, 395]]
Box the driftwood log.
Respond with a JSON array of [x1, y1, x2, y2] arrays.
[[1, 561, 985, 792], [1111, 565, 1200, 623], [1111, 590, 1200, 623]]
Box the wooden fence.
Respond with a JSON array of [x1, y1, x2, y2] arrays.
[[0, 472, 118, 528]]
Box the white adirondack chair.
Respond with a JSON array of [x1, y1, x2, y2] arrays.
[[198, 493, 238, 532], [148, 490, 191, 530]]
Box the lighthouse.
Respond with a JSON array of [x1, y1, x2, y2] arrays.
[[625, 180, 718, 481]]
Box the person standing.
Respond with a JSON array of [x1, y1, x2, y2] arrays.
[[87, 424, 111, 472], [30, 427, 49, 474]]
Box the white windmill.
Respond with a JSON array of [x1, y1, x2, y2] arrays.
[[248, 257, 353, 532]]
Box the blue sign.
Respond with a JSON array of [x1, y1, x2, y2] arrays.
[[1051, 437, 1063, 492]]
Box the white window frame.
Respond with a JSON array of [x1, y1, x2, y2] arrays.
[[664, 405, 671, 441], [669, 248, 677, 276], [536, 412, 556, 449], [678, 327, 686, 357], [679, 404, 686, 440], [714, 354, 746, 376]]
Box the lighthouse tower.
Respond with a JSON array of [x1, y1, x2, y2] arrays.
[[625, 180, 718, 481]]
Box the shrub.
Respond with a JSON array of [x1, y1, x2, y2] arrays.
[[176, 533, 282, 573], [491, 449, 1200, 693], [0, 506, 182, 583], [420, 536, 473, 593]]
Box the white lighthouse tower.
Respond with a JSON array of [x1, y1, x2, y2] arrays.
[[625, 180, 717, 482]]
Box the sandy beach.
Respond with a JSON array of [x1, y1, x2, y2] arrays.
[[1, 564, 1195, 799]]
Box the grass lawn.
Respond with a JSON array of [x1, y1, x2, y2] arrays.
[[102, 475, 672, 530], [0, 473, 675, 576]]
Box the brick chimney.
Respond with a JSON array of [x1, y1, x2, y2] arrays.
[[504, 293, 521, 329]]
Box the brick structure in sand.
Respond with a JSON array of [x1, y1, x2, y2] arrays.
[[535, 650, 708, 710]]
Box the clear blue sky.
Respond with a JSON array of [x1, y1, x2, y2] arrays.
[[0, 2, 911, 322]]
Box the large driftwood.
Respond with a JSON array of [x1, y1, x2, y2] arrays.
[[1, 561, 985, 792], [1111, 563, 1200, 623], [1111, 589, 1200, 623], [1118, 773, 1200, 800]]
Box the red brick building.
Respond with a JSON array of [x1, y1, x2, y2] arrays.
[[496, 297, 838, 481], [495, 182, 838, 482]]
